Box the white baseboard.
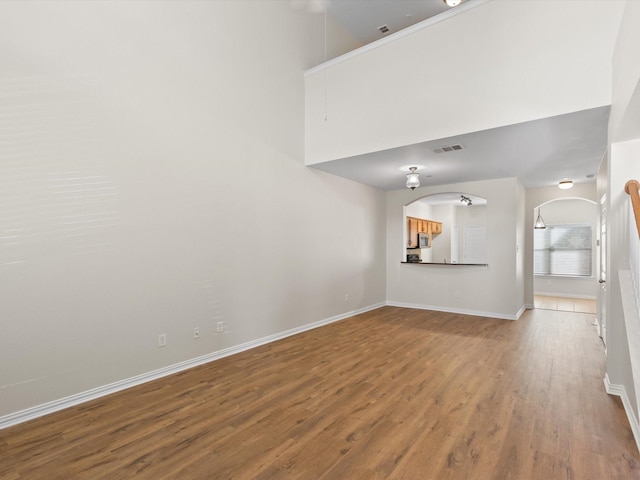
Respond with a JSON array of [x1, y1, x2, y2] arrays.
[[515, 304, 528, 319], [534, 292, 597, 300], [604, 374, 640, 453], [386, 301, 521, 321], [0, 302, 385, 431]]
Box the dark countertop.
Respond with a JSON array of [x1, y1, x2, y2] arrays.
[[401, 262, 488, 266]]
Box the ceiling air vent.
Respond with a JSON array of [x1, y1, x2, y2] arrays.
[[378, 24, 390, 34], [433, 144, 464, 154]]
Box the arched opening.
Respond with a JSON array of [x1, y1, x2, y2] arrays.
[[403, 192, 488, 264], [533, 197, 598, 313]]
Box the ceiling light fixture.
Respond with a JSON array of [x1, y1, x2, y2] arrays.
[[443, 0, 462, 6], [534, 207, 546, 229], [406, 167, 420, 190], [558, 179, 573, 190]]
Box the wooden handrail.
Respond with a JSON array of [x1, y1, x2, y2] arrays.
[[625, 179, 640, 238]]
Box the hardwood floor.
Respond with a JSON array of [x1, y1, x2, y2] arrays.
[[1, 306, 638, 479]]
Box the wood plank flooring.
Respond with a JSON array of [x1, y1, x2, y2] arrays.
[[1, 306, 638, 479]]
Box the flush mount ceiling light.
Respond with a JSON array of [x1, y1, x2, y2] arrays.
[[443, 0, 462, 6], [406, 167, 420, 190], [558, 179, 573, 190], [534, 207, 546, 229]]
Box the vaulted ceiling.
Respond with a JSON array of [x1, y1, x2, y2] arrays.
[[308, 0, 615, 191]]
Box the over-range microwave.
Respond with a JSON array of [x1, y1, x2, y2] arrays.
[[418, 233, 430, 248]]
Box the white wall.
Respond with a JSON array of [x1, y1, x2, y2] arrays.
[[387, 178, 523, 319], [524, 183, 598, 306], [610, 0, 640, 143], [515, 181, 526, 310], [532, 199, 598, 299], [405, 201, 432, 219], [605, 1, 640, 422], [0, 1, 386, 420], [305, 0, 624, 165]]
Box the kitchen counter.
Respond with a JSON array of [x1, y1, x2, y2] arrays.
[[401, 262, 488, 266]]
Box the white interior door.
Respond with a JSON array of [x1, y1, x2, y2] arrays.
[[463, 226, 487, 264], [451, 226, 459, 263], [597, 195, 607, 347]]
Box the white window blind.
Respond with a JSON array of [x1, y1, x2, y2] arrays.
[[534, 224, 592, 276]]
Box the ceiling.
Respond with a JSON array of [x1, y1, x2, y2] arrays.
[[312, 0, 608, 191], [310, 107, 609, 190], [324, 0, 457, 46]]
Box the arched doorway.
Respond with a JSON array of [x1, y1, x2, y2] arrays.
[[533, 197, 598, 314]]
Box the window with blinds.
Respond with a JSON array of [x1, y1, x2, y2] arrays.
[[534, 224, 592, 276]]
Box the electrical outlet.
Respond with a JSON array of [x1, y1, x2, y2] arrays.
[[216, 322, 224, 333], [344, 293, 349, 302], [454, 290, 461, 298], [193, 327, 200, 339], [158, 334, 167, 347]]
